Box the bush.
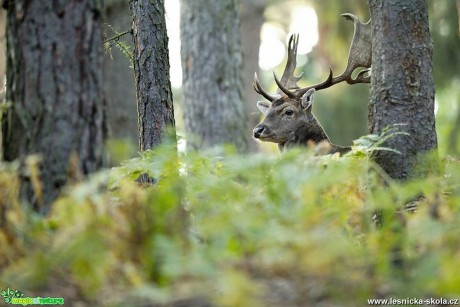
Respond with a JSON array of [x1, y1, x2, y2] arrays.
[[1, 138, 460, 306]]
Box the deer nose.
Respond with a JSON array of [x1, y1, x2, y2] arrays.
[[253, 125, 265, 138]]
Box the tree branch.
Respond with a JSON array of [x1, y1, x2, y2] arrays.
[[103, 29, 132, 44]]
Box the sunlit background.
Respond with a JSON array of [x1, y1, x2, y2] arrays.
[[165, 0, 319, 84]]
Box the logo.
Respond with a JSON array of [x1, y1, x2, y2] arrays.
[[1, 289, 23, 304], [1, 288, 64, 306]]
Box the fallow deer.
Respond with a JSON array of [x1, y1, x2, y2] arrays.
[[252, 14, 371, 154]]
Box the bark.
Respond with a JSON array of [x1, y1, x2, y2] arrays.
[[103, 2, 137, 144], [180, 0, 248, 152], [368, 0, 438, 180], [240, 0, 266, 152], [130, 0, 175, 152], [2, 0, 106, 212]]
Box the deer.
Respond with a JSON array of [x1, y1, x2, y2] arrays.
[[252, 13, 371, 155]]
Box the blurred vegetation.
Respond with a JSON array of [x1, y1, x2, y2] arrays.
[[1, 133, 460, 305], [427, 0, 460, 156]]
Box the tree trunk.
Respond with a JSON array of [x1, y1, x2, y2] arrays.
[[130, 0, 175, 153], [2, 0, 106, 212], [180, 0, 248, 152], [240, 0, 265, 152], [368, 0, 438, 180], [103, 1, 137, 145]]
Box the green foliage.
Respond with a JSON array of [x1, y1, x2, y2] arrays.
[[1, 135, 459, 305], [104, 24, 134, 67], [350, 124, 410, 157]]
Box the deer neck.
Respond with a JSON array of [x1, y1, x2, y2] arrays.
[[280, 116, 331, 151]]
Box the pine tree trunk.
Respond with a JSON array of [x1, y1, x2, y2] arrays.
[[130, 0, 175, 153], [2, 0, 106, 212], [368, 0, 438, 180], [180, 0, 248, 152]]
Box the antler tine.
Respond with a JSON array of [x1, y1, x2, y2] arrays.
[[314, 66, 334, 90], [275, 34, 303, 96], [347, 68, 371, 84], [293, 66, 334, 97], [273, 72, 297, 98], [253, 72, 278, 102]]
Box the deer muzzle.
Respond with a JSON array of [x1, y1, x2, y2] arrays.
[[253, 124, 271, 140]]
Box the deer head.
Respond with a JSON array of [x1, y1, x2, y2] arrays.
[[253, 14, 371, 153], [253, 87, 329, 149]]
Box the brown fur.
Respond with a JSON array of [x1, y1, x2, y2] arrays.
[[253, 90, 351, 155]]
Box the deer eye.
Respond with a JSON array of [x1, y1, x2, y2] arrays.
[[285, 109, 294, 116]]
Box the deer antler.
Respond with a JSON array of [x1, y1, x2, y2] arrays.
[[331, 13, 372, 85], [254, 14, 372, 101], [254, 34, 334, 101], [276, 34, 302, 94], [274, 66, 333, 98], [285, 14, 371, 98], [253, 72, 278, 101], [253, 34, 303, 102]]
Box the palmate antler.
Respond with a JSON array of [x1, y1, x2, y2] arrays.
[[332, 13, 372, 85], [254, 13, 372, 101]]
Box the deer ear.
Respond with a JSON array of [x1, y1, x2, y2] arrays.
[[300, 89, 316, 110], [257, 101, 270, 115]]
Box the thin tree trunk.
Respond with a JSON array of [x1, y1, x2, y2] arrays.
[[240, 0, 265, 152], [368, 0, 438, 180], [180, 0, 248, 152], [2, 0, 106, 212], [130, 0, 175, 153]]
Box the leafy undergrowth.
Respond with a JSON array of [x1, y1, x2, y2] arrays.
[[1, 138, 460, 306]]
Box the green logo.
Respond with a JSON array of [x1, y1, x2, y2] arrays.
[[1, 289, 24, 304], [1, 288, 64, 305]]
